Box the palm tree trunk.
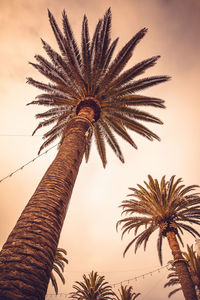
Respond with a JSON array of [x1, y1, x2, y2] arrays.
[[166, 231, 197, 300], [196, 287, 200, 300], [0, 115, 92, 300]]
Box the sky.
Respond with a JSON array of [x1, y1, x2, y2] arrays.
[[0, 0, 200, 299]]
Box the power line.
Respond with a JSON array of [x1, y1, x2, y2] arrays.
[[0, 143, 59, 183]]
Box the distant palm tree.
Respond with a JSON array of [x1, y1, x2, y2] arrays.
[[114, 285, 141, 300], [0, 8, 169, 299], [69, 270, 114, 300], [165, 245, 200, 299], [50, 247, 68, 295], [117, 175, 200, 300]]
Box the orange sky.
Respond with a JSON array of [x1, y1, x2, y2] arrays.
[[0, 0, 200, 299]]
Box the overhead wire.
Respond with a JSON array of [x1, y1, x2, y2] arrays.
[[0, 143, 59, 183]]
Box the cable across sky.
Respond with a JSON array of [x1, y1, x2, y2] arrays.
[[0, 143, 59, 183]]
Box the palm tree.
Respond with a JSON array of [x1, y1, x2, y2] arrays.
[[114, 285, 141, 300], [69, 270, 114, 299], [50, 247, 68, 295], [0, 8, 169, 299], [117, 175, 200, 300], [165, 245, 200, 299]]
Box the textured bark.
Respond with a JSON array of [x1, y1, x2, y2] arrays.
[[0, 116, 92, 300], [166, 231, 197, 300]]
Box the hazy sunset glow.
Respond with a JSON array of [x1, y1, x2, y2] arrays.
[[0, 1, 200, 299]]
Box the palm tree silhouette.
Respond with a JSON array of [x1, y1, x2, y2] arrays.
[[70, 270, 114, 300], [114, 285, 141, 300], [117, 175, 200, 300], [0, 9, 169, 299]]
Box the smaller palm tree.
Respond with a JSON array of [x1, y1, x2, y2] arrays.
[[50, 247, 68, 295], [114, 285, 141, 300], [117, 175, 200, 300], [165, 245, 200, 299], [69, 270, 114, 299]]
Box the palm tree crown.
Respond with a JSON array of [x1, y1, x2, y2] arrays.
[[117, 175, 200, 264], [27, 8, 169, 167], [69, 270, 114, 300], [114, 285, 141, 300]]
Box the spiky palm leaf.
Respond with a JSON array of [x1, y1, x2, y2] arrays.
[[50, 247, 68, 295], [27, 8, 169, 167], [114, 285, 141, 300], [69, 270, 114, 300], [117, 175, 200, 264]]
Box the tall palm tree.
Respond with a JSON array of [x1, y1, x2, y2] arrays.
[[114, 285, 141, 300], [69, 270, 114, 300], [0, 8, 169, 299], [117, 175, 200, 300], [50, 247, 68, 295], [165, 245, 200, 299]]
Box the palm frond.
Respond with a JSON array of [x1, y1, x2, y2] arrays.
[[50, 247, 68, 295], [105, 76, 169, 100], [100, 119, 124, 163], [62, 10, 82, 67], [109, 95, 165, 108], [48, 9, 67, 55], [81, 15, 91, 92], [50, 272, 59, 295], [157, 231, 164, 265], [99, 8, 112, 69], [94, 122, 107, 168], [104, 115, 137, 148], [97, 28, 148, 94], [28, 9, 169, 166], [103, 55, 161, 95]]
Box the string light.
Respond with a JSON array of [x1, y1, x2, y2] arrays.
[[0, 143, 59, 183], [46, 264, 170, 297], [111, 264, 169, 287]]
